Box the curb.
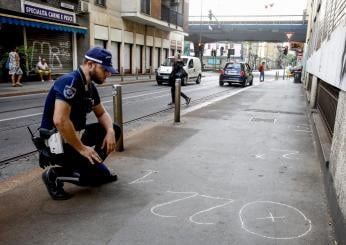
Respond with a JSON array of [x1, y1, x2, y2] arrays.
[[0, 79, 156, 98]]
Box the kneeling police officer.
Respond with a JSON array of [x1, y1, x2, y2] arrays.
[[38, 47, 121, 200]]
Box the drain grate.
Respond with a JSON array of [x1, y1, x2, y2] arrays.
[[245, 109, 304, 115], [250, 117, 276, 123]]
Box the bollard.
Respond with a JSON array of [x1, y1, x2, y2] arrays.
[[149, 66, 152, 80], [112, 85, 124, 152], [275, 71, 278, 80], [174, 78, 181, 123], [282, 67, 286, 80], [120, 67, 124, 82], [136, 68, 138, 80]]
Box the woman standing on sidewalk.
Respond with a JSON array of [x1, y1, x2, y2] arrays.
[[8, 47, 23, 87]]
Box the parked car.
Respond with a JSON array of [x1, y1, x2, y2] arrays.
[[156, 56, 202, 86], [219, 62, 253, 87]]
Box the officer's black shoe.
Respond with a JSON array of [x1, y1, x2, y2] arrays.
[[107, 174, 118, 183], [42, 168, 72, 200]]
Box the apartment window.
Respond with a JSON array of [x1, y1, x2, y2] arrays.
[[141, 0, 150, 15], [95, 0, 106, 7]]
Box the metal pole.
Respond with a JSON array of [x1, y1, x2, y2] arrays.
[[283, 66, 285, 80], [174, 78, 181, 123], [112, 85, 124, 152]]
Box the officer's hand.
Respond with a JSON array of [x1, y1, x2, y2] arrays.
[[101, 130, 116, 155], [79, 146, 102, 165]]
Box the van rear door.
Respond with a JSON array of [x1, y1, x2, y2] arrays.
[[187, 58, 195, 80]]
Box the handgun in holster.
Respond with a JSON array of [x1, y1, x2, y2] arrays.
[[27, 127, 62, 169]]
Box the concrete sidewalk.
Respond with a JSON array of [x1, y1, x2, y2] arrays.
[[0, 74, 156, 97], [0, 79, 336, 244]]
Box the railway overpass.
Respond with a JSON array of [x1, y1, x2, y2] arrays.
[[187, 15, 308, 43]]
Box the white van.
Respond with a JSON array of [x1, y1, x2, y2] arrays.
[[156, 56, 202, 86]]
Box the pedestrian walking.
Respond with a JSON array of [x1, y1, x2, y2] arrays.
[[8, 47, 23, 87], [168, 53, 191, 106], [258, 61, 265, 82], [38, 47, 121, 200]]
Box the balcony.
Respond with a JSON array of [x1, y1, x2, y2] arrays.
[[121, 0, 184, 32]]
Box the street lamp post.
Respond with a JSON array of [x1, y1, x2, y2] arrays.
[[199, 0, 203, 65]]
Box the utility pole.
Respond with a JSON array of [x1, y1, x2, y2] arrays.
[[199, 0, 203, 66]]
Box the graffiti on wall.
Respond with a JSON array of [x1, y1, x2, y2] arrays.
[[30, 41, 71, 71]]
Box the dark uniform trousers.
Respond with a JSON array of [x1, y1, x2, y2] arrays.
[[54, 122, 121, 187], [170, 82, 188, 103]]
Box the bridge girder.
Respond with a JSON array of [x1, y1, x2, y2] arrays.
[[187, 22, 307, 43]]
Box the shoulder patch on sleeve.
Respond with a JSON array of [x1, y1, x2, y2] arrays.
[[63, 84, 77, 99]]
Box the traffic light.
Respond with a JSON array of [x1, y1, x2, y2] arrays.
[[283, 46, 288, 55], [208, 10, 212, 20], [211, 49, 216, 57], [227, 48, 234, 58], [220, 46, 224, 56]]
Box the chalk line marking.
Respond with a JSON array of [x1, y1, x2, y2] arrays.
[[256, 208, 285, 222], [270, 149, 300, 160], [189, 195, 234, 225], [129, 170, 158, 184], [255, 154, 265, 159], [151, 191, 198, 218], [239, 201, 312, 240]]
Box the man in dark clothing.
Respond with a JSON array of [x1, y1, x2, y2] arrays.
[[168, 53, 191, 106], [39, 47, 121, 200]]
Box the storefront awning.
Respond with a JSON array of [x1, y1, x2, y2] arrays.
[[0, 13, 87, 34]]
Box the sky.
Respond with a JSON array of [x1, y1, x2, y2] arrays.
[[189, 0, 308, 17]]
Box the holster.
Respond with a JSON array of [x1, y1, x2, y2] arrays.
[[29, 128, 61, 169]]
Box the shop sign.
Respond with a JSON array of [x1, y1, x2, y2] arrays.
[[176, 40, 182, 51], [170, 40, 176, 49], [60, 2, 75, 11], [24, 3, 74, 23]]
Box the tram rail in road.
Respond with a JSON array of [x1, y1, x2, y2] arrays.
[[0, 86, 244, 168]]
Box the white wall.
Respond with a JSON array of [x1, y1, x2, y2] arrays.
[[305, 26, 346, 91]]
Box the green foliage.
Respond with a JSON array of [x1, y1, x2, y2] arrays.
[[287, 53, 297, 66], [18, 45, 34, 73]]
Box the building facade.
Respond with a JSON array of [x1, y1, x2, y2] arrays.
[[87, 0, 188, 75], [304, 0, 346, 241], [0, 0, 88, 82], [0, 0, 189, 81]]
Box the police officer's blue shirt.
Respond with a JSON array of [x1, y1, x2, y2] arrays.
[[40, 67, 101, 131]]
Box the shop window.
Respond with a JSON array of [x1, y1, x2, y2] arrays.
[[95, 0, 106, 7], [94, 39, 107, 49]]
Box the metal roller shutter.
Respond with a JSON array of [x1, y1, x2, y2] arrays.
[[154, 47, 159, 69], [316, 80, 340, 138], [124, 43, 131, 73], [111, 41, 120, 72], [26, 28, 73, 74], [136, 45, 142, 73]]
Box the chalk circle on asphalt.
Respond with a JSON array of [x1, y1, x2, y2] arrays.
[[239, 201, 312, 240]]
